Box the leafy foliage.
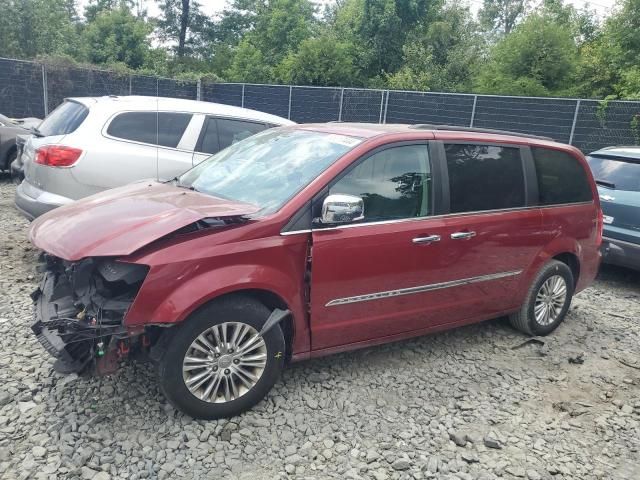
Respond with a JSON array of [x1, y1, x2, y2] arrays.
[[1, 0, 640, 100]]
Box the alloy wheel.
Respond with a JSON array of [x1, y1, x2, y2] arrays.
[[533, 275, 567, 326], [182, 322, 267, 403]]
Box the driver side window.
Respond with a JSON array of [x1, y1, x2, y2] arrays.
[[329, 144, 431, 222]]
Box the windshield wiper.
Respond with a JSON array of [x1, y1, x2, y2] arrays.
[[167, 176, 198, 191], [596, 179, 616, 189], [31, 127, 44, 138]]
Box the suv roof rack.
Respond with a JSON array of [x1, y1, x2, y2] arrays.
[[409, 124, 554, 141]]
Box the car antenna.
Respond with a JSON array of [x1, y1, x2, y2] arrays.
[[156, 96, 160, 182]]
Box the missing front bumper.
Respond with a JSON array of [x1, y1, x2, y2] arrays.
[[30, 255, 147, 374]]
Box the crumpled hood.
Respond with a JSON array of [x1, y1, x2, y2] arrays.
[[29, 181, 259, 261]]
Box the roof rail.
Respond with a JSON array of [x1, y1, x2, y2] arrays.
[[409, 124, 554, 141]]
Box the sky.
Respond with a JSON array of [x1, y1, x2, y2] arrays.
[[123, 0, 615, 20]]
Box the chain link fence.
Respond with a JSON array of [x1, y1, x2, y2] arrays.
[[2, 57, 639, 153]]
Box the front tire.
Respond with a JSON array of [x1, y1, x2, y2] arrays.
[[158, 296, 285, 419], [509, 260, 574, 336]]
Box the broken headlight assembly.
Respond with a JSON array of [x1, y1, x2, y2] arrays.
[[31, 254, 149, 375]]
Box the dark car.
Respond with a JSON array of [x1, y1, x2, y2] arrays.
[[0, 113, 40, 176], [28, 123, 602, 419], [587, 146, 640, 270]]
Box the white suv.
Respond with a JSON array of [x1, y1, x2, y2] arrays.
[[15, 96, 294, 219]]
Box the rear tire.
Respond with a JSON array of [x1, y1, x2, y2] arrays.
[[509, 260, 574, 336], [158, 296, 285, 419]]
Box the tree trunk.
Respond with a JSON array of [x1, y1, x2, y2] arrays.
[[178, 0, 190, 58]]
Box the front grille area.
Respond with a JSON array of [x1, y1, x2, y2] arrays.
[[31, 254, 148, 373]]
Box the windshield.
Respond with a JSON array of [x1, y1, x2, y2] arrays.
[[38, 100, 88, 137], [179, 128, 362, 214], [587, 155, 640, 192]]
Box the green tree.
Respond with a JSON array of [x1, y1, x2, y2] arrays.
[[572, 0, 640, 98], [276, 35, 358, 86], [479, 0, 529, 35], [82, 6, 152, 69], [157, 0, 210, 58], [225, 0, 316, 82], [333, 0, 442, 80], [387, 3, 483, 92], [225, 39, 273, 82], [475, 14, 577, 96], [0, 0, 80, 59]]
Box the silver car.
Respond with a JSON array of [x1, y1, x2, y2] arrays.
[[15, 96, 294, 219]]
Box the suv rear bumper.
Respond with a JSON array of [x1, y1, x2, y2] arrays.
[[14, 180, 73, 220], [601, 236, 640, 271]]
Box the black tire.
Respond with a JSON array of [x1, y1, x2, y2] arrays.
[[509, 260, 574, 336], [157, 296, 285, 419], [5, 149, 16, 173]]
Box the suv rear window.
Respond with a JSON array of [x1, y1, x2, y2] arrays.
[[445, 144, 525, 213], [532, 147, 592, 204], [38, 101, 88, 136], [107, 112, 192, 148], [586, 155, 640, 192]]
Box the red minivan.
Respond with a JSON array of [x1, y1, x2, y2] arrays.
[[29, 123, 602, 419]]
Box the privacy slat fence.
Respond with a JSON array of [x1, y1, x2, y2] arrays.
[[1, 57, 639, 153]]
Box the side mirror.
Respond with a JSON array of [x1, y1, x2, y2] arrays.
[[318, 194, 365, 225]]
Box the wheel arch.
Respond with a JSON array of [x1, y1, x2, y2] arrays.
[[552, 252, 580, 288], [3, 143, 17, 170]]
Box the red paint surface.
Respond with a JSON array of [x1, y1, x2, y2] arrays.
[[29, 125, 602, 359], [29, 181, 259, 261]]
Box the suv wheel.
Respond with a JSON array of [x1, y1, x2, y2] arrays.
[[509, 260, 574, 336], [158, 296, 285, 419]]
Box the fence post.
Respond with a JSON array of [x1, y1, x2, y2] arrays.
[[469, 95, 478, 127], [196, 79, 202, 101], [378, 90, 385, 123], [383, 90, 389, 124], [569, 99, 581, 145], [288, 86, 292, 120], [338, 88, 344, 121], [241, 83, 245, 108], [42, 64, 48, 116], [129, 75, 132, 95]]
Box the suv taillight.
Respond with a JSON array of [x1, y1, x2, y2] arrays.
[[35, 145, 82, 167], [596, 208, 604, 246]]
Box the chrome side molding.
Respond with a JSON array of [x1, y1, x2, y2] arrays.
[[325, 270, 522, 307]]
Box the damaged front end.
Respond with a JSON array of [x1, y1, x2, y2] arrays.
[[31, 254, 149, 375]]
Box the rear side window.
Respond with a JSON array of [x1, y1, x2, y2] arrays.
[[197, 117, 267, 154], [445, 144, 525, 213], [329, 144, 431, 221], [218, 119, 266, 150], [38, 101, 88, 136], [532, 148, 592, 204], [107, 112, 192, 148], [586, 156, 640, 192]]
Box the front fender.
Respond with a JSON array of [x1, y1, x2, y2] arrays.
[[125, 262, 310, 355]]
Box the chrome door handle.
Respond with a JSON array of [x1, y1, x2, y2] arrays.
[[451, 231, 476, 240], [412, 235, 441, 244]]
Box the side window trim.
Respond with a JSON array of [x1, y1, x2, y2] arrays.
[[429, 140, 449, 215], [195, 116, 219, 154], [521, 146, 539, 207], [177, 114, 205, 151]]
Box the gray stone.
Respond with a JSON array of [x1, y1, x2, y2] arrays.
[[391, 458, 411, 471]]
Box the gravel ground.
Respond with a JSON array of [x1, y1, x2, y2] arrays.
[[0, 175, 639, 480]]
